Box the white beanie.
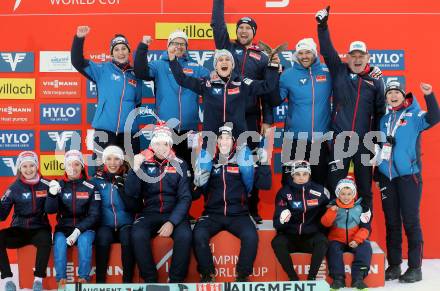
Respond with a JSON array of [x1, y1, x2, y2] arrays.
[[17, 151, 39, 170], [335, 177, 357, 198], [294, 38, 318, 58], [151, 122, 173, 146], [167, 30, 188, 47], [102, 145, 124, 162], [291, 160, 311, 175], [213, 49, 235, 70], [64, 150, 84, 168]]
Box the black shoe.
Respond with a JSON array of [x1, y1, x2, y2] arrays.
[[330, 276, 345, 290], [399, 267, 422, 283], [351, 278, 368, 290], [200, 273, 215, 283], [236, 275, 249, 282], [385, 265, 401, 281], [252, 214, 263, 224]]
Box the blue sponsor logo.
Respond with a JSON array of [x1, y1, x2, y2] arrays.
[[138, 103, 157, 125], [86, 103, 97, 124], [0, 130, 34, 150], [139, 129, 153, 151], [0, 156, 19, 176], [0, 52, 34, 72], [40, 104, 81, 124], [142, 80, 154, 98], [187, 50, 215, 71], [279, 51, 295, 69], [86, 80, 97, 98], [274, 152, 282, 174], [369, 50, 405, 70], [40, 130, 82, 152], [273, 101, 288, 123]]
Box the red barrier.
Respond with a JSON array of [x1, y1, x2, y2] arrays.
[[17, 224, 384, 289]]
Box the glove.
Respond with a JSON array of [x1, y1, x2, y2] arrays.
[[114, 175, 125, 188], [49, 180, 61, 195], [280, 209, 291, 224], [66, 228, 81, 246], [257, 148, 269, 165], [133, 154, 146, 171], [360, 209, 372, 224], [369, 66, 383, 80], [194, 170, 210, 187], [315, 6, 330, 26]]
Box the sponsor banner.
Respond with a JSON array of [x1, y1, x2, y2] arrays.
[[39, 76, 81, 98], [142, 80, 155, 98], [156, 23, 237, 40], [273, 101, 287, 123], [0, 52, 34, 72], [86, 80, 97, 98], [40, 154, 65, 176], [0, 130, 34, 150], [274, 152, 282, 174], [0, 103, 34, 125], [6, 0, 162, 14], [0, 156, 19, 176], [86, 103, 97, 124], [0, 78, 35, 99], [40, 103, 81, 124], [40, 130, 82, 152], [369, 50, 405, 70], [39, 51, 77, 72], [88, 52, 112, 63]]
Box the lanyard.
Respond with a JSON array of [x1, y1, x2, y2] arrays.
[[386, 110, 406, 138]]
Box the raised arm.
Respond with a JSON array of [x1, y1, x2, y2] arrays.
[[210, 0, 233, 50]]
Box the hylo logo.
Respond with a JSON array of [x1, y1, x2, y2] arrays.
[[42, 106, 79, 118]]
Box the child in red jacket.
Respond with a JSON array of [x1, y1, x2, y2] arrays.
[[321, 177, 372, 290]]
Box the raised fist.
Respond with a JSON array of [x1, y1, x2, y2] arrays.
[[76, 26, 90, 38], [142, 35, 153, 46]]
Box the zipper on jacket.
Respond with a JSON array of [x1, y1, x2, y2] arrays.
[[309, 68, 316, 143], [222, 166, 227, 216], [178, 86, 182, 132], [345, 209, 349, 244], [240, 48, 248, 77], [72, 183, 76, 227], [159, 166, 164, 213], [299, 186, 306, 235], [115, 71, 127, 135], [388, 111, 397, 180], [111, 180, 118, 231], [351, 78, 362, 135], [28, 185, 35, 229]]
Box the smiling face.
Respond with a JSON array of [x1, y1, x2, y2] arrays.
[[347, 51, 370, 74], [338, 187, 356, 205], [105, 155, 123, 174], [237, 23, 254, 47], [20, 161, 38, 180], [386, 89, 405, 108], [112, 44, 130, 64], [297, 50, 315, 68], [66, 160, 83, 180], [292, 171, 310, 184], [215, 55, 234, 78], [217, 134, 234, 155], [151, 141, 172, 160], [168, 37, 187, 58]]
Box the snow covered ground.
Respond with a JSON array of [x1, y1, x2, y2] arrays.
[[2, 260, 440, 290]]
